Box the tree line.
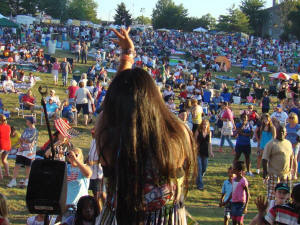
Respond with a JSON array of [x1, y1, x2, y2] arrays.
[[0, 0, 99, 23]]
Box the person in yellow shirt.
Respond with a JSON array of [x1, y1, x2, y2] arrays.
[[191, 98, 203, 133], [10, 126, 21, 155]]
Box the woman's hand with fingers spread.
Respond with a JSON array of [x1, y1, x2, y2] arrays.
[[111, 27, 134, 51]]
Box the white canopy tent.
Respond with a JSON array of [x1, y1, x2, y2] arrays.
[[193, 27, 208, 33]]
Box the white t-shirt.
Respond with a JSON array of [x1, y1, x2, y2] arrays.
[[186, 85, 195, 97], [75, 88, 89, 104], [88, 139, 103, 180], [3, 80, 14, 91], [163, 90, 174, 97], [271, 111, 288, 126]]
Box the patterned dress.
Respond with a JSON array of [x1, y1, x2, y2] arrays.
[[95, 165, 187, 225]]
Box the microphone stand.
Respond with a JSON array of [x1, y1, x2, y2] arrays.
[[38, 86, 55, 225]]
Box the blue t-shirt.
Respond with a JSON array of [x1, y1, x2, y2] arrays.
[[286, 124, 300, 145], [66, 164, 90, 205], [222, 179, 232, 203], [236, 122, 253, 146], [62, 104, 73, 114], [46, 103, 58, 113]]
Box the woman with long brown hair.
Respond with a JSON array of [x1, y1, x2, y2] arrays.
[[194, 119, 214, 191], [95, 28, 197, 225], [254, 113, 276, 175]]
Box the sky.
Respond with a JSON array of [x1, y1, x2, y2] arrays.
[[97, 0, 274, 21]]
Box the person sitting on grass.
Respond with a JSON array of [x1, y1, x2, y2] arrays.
[[249, 183, 290, 225], [255, 183, 300, 225], [219, 166, 234, 225], [61, 99, 76, 124], [7, 117, 38, 188], [2, 76, 16, 93], [0, 193, 9, 225], [21, 90, 36, 112]]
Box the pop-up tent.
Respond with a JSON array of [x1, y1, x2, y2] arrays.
[[0, 17, 19, 28], [193, 27, 208, 33], [215, 56, 231, 70]]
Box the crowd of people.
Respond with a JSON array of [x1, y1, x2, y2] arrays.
[[0, 16, 300, 225]]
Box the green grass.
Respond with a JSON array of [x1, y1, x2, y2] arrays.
[[1, 49, 271, 224]]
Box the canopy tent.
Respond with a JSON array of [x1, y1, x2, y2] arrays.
[[193, 27, 208, 33], [157, 28, 170, 32], [0, 14, 8, 19], [215, 56, 231, 71], [0, 18, 19, 28], [269, 72, 290, 80]]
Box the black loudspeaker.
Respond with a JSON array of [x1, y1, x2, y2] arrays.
[[26, 160, 67, 215]]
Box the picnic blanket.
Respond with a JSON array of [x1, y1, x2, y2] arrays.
[[215, 75, 236, 81]]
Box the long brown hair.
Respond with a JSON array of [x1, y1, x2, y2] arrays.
[[197, 119, 210, 134], [96, 68, 196, 224], [259, 113, 274, 136]]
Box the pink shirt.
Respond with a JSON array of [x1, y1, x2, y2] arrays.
[[232, 177, 248, 203], [222, 108, 234, 121], [52, 62, 60, 71]]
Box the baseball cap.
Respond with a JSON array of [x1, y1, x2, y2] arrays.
[[25, 116, 36, 124], [275, 183, 290, 193], [276, 104, 282, 108]]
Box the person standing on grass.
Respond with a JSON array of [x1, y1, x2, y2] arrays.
[[0, 115, 11, 179], [231, 161, 250, 225], [195, 119, 214, 190], [7, 117, 38, 188], [219, 167, 234, 225], [191, 98, 203, 133], [75, 81, 93, 126], [285, 112, 300, 180], [255, 114, 276, 175], [60, 57, 72, 87], [81, 41, 88, 64], [262, 125, 294, 203], [52, 58, 60, 86], [74, 41, 81, 63], [233, 114, 254, 176], [219, 117, 235, 154], [262, 91, 271, 114]]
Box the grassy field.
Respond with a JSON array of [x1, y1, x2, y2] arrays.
[[0, 49, 279, 224]]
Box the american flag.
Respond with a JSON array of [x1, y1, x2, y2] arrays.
[[67, 171, 79, 182]]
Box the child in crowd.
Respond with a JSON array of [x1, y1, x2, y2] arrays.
[[62, 196, 100, 225], [219, 118, 235, 153], [7, 117, 38, 188], [9, 126, 21, 156], [66, 147, 92, 207], [219, 167, 234, 225], [0, 193, 9, 225], [249, 183, 290, 225], [231, 161, 249, 225]]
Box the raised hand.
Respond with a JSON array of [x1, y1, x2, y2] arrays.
[[255, 196, 268, 213], [111, 27, 134, 51]]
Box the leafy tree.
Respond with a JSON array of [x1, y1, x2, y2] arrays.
[[114, 2, 132, 26], [135, 16, 152, 25], [0, 0, 12, 16], [39, 0, 68, 20], [240, 0, 269, 36], [199, 13, 216, 30], [68, 0, 99, 23], [284, 1, 300, 40], [21, 0, 40, 15], [217, 6, 251, 33], [152, 0, 188, 29], [183, 14, 216, 32]]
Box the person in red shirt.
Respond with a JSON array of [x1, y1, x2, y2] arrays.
[[0, 115, 11, 179], [179, 84, 188, 100], [22, 90, 35, 112], [67, 80, 80, 104]]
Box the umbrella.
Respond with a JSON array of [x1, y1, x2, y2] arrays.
[[193, 27, 208, 33], [269, 72, 290, 80], [290, 73, 300, 81], [157, 28, 170, 32]]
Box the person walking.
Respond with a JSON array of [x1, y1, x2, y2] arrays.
[[52, 58, 60, 86], [262, 125, 294, 202], [195, 119, 214, 190], [233, 114, 254, 176], [0, 115, 11, 179], [191, 98, 203, 134], [255, 114, 276, 175], [60, 58, 72, 87]]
